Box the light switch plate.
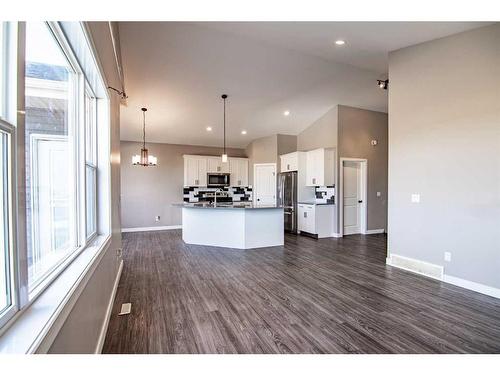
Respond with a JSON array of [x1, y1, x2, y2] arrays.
[[411, 194, 420, 203], [444, 252, 452, 262], [119, 303, 132, 315], [376, 191, 381, 197]]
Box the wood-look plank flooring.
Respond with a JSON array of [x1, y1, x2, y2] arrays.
[[102, 230, 500, 353]]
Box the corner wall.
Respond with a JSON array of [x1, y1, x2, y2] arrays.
[[297, 105, 388, 234], [338, 105, 388, 231], [246, 134, 278, 184], [297, 106, 338, 151], [388, 24, 500, 290]]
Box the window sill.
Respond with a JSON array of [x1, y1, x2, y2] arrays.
[[0, 234, 112, 353]]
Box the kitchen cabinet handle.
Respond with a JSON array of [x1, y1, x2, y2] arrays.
[[312, 178, 316, 185], [217, 166, 220, 172], [287, 164, 290, 170], [304, 212, 307, 218]]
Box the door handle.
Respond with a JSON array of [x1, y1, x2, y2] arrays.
[[358, 200, 363, 203]]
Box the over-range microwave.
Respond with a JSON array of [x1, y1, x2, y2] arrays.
[[207, 173, 230, 187]]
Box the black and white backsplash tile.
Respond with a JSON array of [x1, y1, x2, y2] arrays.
[[315, 186, 335, 204], [183, 186, 253, 203]]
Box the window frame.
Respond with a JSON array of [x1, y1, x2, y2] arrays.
[[84, 85, 98, 241], [0, 119, 18, 330]]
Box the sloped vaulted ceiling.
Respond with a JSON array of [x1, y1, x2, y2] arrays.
[[118, 22, 488, 148]]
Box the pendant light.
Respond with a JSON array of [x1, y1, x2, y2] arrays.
[[132, 107, 157, 166], [221, 94, 228, 163]]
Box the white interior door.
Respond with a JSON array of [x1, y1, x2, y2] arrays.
[[343, 161, 361, 235], [254, 164, 276, 205]]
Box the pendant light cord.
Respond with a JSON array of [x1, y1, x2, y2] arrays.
[[223, 96, 226, 154], [143, 109, 146, 149]]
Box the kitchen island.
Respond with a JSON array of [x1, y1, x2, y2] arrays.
[[173, 202, 284, 249]]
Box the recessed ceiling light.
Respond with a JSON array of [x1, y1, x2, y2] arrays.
[[335, 40, 346, 46], [206, 126, 212, 131], [241, 130, 247, 135], [283, 110, 290, 116]]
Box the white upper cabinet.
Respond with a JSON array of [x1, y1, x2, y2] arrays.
[[280, 152, 299, 172], [183, 155, 207, 187], [184, 155, 248, 187], [229, 158, 248, 187], [207, 156, 229, 173], [305, 148, 335, 186]]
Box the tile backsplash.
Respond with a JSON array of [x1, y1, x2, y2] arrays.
[[315, 185, 335, 204], [183, 186, 253, 203]]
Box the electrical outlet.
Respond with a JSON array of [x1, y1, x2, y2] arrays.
[[444, 252, 452, 262], [376, 191, 381, 197], [155, 215, 161, 222], [411, 194, 420, 203]]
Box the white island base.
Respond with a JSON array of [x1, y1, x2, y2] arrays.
[[181, 206, 284, 249]]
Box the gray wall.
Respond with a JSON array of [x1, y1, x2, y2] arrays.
[[48, 22, 123, 353], [245, 134, 278, 184], [297, 104, 388, 233], [297, 106, 338, 151], [277, 134, 298, 171], [338, 105, 388, 231], [121, 141, 246, 229], [388, 24, 500, 288], [245, 134, 299, 183]]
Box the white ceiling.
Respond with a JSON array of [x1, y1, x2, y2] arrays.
[[118, 22, 488, 148]]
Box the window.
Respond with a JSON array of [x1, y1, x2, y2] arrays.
[[0, 128, 12, 318], [85, 89, 97, 238], [0, 24, 4, 117], [0, 21, 16, 328], [24, 22, 79, 291], [0, 21, 111, 335]]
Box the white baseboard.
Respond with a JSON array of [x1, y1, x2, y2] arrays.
[[365, 229, 385, 234], [387, 254, 500, 299], [386, 254, 444, 280], [443, 275, 500, 299], [121, 225, 182, 233], [331, 233, 342, 238], [95, 259, 123, 354]]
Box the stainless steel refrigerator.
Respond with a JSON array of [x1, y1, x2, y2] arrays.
[[277, 171, 298, 233]]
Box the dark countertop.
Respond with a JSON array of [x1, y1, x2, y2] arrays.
[[298, 201, 335, 206], [173, 202, 283, 210]]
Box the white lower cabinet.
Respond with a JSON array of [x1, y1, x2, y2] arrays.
[[298, 204, 334, 238]]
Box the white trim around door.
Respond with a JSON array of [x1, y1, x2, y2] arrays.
[[339, 157, 368, 237]]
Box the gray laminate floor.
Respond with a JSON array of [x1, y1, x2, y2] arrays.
[[102, 230, 500, 353]]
